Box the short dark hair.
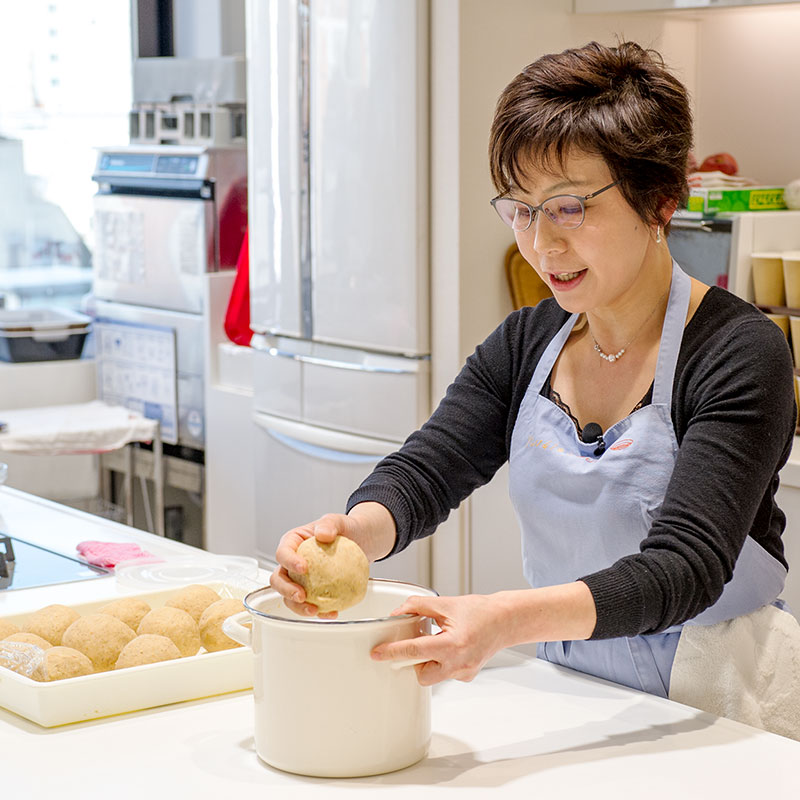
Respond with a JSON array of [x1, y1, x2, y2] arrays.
[[488, 41, 693, 228]]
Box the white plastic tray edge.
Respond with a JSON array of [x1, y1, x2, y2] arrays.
[[0, 582, 254, 727]]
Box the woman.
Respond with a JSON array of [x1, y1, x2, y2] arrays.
[[271, 41, 800, 738]]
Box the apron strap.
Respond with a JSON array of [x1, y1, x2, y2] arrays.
[[651, 261, 692, 407]]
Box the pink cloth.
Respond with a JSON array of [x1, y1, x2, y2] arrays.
[[76, 540, 155, 568]]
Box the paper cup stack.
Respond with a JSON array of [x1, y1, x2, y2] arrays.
[[752, 251, 800, 427]]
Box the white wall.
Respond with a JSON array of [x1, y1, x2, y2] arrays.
[[430, 0, 701, 594], [693, 5, 800, 185]]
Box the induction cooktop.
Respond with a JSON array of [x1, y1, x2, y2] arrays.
[[0, 534, 111, 591]]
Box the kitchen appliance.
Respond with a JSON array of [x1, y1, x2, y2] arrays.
[[0, 308, 92, 363], [669, 210, 800, 300], [0, 535, 110, 591], [246, 0, 431, 584], [91, 144, 247, 449], [223, 579, 435, 778], [668, 215, 733, 289]]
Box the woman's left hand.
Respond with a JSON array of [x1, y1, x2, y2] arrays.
[[370, 593, 511, 686]]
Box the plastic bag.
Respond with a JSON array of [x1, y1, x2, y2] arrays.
[[0, 640, 44, 679]]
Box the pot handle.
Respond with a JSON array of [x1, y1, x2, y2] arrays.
[[389, 657, 430, 671], [222, 611, 252, 647]]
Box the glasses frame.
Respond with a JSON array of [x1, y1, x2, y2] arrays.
[[490, 180, 620, 232]]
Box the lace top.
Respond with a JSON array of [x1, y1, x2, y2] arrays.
[[544, 374, 651, 439]]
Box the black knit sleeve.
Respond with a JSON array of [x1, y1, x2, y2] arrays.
[[582, 306, 796, 638], [346, 302, 562, 557]]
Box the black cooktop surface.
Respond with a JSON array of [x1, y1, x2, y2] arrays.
[[0, 535, 111, 591]]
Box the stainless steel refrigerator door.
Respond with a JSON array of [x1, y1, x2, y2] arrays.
[[92, 194, 213, 314], [246, 0, 305, 338], [309, 0, 429, 355], [253, 411, 431, 586]]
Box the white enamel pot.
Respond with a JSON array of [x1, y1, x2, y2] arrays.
[[223, 578, 436, 778]]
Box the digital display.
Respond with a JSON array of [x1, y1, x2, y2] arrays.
[[98, 153, 156, 173], [155, 155, 199, 176]]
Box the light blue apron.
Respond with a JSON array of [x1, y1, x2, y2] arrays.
[[508, 262, 788, 698]]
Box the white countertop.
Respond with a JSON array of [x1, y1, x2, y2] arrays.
[[1, 487, 799, 797]]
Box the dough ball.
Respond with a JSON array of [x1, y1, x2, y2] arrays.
[[198, 599, 245, 652], [165, 584, 221, 623], [0, 619, 21, 640], [62, 613, 136, 672], [137, 607, 201, 657], [289, 536, 369, 613], [100, 597, 152, 632], [3, 632, 53, 650], [22, 604, 80, 646], [32, 646, 94, 682], [114, 634, 182, 670]]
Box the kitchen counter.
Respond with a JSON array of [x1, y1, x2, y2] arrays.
[[1, 488, 798, 797]]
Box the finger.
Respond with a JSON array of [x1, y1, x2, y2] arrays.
[[370, 634, 440, 664], [389, 594, 447, 620], [414, 659, 449, 687], [269, 566, 305, 599], [275, 528, 314, 574], [312, 514, 346, 543]]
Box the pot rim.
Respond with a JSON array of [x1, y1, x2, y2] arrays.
[[243, 577, 438, 625]]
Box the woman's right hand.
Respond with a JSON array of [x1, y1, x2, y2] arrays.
[[268, 513, 359, 617]]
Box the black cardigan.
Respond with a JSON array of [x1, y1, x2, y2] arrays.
[[347, 287, 797, 639]]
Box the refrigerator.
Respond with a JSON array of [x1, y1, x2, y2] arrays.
[[245, 0, 431, 584]]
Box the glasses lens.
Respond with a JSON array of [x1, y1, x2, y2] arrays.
[[494, 199, 532, 231], [542, 196, 584, 229]]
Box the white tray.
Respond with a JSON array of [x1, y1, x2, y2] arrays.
[[0, 583, 253, 727]]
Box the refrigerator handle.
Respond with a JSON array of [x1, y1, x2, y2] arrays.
[[253, 411, 398, 463]]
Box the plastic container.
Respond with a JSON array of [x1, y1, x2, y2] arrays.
[[0, 582, 254, 726], [0, 308, 91, 362]]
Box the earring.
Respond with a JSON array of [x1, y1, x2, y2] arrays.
[[656, 225, 662, 244]]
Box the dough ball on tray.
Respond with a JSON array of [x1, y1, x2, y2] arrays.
[[22, 604, 80, 646], [0, 619, 21, 640], [165, 584, 221, 623], [62, 613, 136, 672], [3, 632, 53, 650], [100, 597, 152, 632], [199, 599, 245, 652], [114, 634, 182, 669], [137, 606, 201, 657], [289, 536, 369, 613], [32, 646, 94, 681]]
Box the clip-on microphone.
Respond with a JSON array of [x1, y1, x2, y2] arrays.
[[581, 422, 606, 456]]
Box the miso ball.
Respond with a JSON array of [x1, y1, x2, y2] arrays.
[[3, 632, 53, 650], [32, 646, 94, 681], [22, 604, 80, 646], [0, 619, 21, 640], [198, 599, 245, 652], [114, 634, 182, 670], [137, 606, 201, 657], [165, 584, 221, 623], [288, 536, 369, 613], [62, 613, 136, 672], [100, 597, 152, 632]]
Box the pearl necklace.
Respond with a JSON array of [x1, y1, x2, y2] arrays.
[[589, 286, 669, 364]]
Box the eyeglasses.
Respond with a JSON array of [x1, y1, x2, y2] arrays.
[[490, 180, 620, 232]]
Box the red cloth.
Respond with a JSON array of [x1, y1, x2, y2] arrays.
[[224, 229, 253, 346], [76, 540, 155, 568]]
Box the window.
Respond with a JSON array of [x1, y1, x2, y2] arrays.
[[0, 0, 131, 310]]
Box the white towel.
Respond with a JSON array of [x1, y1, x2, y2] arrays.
[[669, 603, 800, 741], [0, 401, 158, 455]]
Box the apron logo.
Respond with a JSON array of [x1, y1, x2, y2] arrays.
[[610, 438, 633, 451]]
